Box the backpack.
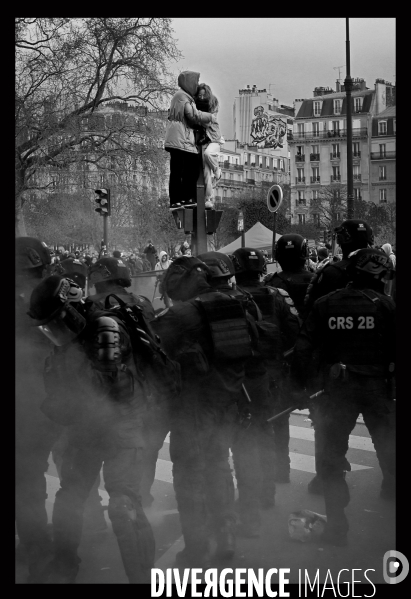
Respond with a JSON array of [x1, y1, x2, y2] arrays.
[[102, 294, 181, 400]]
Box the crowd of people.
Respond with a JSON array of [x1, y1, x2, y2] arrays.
[[15, 216, 396, 584]]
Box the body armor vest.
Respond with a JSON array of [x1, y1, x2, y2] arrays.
[[321, 289, 387, 366], [270, 271, 312, 314], [196, 292, 254, 362]]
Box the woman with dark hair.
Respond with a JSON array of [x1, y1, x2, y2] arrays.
[[194, 83, 224, 208]]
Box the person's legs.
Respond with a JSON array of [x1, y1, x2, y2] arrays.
[[181, 151, 200, 204], [140, 405, 170, 506], [202, 143, 221, 201], [168, 149, 185, 207]]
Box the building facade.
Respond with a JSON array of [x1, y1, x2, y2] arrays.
[[288, 78, 395, 226], [370, 106, 396, 204]]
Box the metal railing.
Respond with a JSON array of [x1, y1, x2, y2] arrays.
[[353, 151, 361, 157], [295, 155, 305, 162], [353, 174, 362, 181], [246, 178, 256, 185], [370, 151, 396, 160], [331, 175, 341, 183], [379, 176, 387, 181], [295, 177, 306, 184], [310, 153, 320, 161], [297, 199, 307, 206], [330, 152, 341, 159], [310, 176, 321, 183], [290, 128, 367, 141]]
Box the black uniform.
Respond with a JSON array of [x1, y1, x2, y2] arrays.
[[292, 285, 396, 543]]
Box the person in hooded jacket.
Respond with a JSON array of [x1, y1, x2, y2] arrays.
[[165, 71, 217, 209], [155, 251, 171, 271]]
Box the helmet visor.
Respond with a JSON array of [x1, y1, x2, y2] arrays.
[[37, 303, 86, 346]]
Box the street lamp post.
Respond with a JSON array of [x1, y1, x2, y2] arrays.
[[345, 17, 354, 219], [238, 210, 245, 247]]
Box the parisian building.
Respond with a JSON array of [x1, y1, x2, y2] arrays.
[[214, 85, 295, 205], [288, 78, 395, 226], [370, 106, 396, 204]]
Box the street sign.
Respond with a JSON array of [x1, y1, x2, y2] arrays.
[[267, 185, 283, 213]]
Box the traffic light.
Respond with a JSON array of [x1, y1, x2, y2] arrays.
[[94, 188, 111, 216], [171, 208, 184, 230], [205, 210, 223, 235]]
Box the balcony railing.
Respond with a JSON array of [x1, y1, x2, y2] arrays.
[[310, 176, 321, 183], [330, 152, 341, 159], [370, 151, 396, 160], [331, 175, 341, 183], [310, 153, 320, 161], [246, 178, 256, 185], [295, 155, 305, 162], [353, 151, 361, 157], [295, 177, 306, 184], [379, 176, 387, 181], [353, 174, 362, 181], [290, 128, 367, 141], [297, 199, 307, 206]]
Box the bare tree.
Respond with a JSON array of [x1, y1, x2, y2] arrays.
[[15, 18, 181, 235], [309, 185, 348, 230]]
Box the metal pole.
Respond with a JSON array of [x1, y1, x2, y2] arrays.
[[241, 229, 245, 248], [103, 214, 109, 249], [345, 18, 354, 219], [271, 211, 277, 260], [192, 152, 207, 256]]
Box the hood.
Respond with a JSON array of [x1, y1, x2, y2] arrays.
[[381, 243, 392, 256], [178, 71, 200, 98], [159, 251, 168, 260]]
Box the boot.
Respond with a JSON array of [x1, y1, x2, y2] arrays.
[[274, 464, 290, 483], [215, 520, 236, 561], [45, 555, 81, 584], [308, 474, 324, 495]]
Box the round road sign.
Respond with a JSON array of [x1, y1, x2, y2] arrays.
[[267, 185, 283, 213]]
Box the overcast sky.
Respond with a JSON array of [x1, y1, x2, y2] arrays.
[[169, 18, 396, 139]]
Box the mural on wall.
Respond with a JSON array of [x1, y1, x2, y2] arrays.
[[250, 106, 287, 149]]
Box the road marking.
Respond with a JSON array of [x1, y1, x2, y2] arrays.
[[165, 428, 375, 452], [289, 425, 375, 452]]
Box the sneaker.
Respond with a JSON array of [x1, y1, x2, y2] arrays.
[[215, 167, 222, 182], [205, 200, 214, 210], [184, 201, 197, 208]]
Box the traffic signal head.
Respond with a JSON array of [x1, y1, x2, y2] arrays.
[[205, 210, 223, 235], [94, 188, 111, 216]]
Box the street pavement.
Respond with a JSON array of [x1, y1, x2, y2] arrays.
[[16, 412, 395, 586]]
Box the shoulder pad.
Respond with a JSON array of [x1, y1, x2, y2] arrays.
[[94, 315, 120, 331], [276, 287, 290, 297]]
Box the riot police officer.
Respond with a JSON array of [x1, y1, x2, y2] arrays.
[[262, 234, 313, 482], [151, 256, 254, 565], [50, 256, 107, 532], [87, 256, 167, 506], [231, 248, 300, 513], [303, 219, 374, 494], [15, 237, 63, 583], [28, 275, 156, 583], [291, 248, 396, 546]]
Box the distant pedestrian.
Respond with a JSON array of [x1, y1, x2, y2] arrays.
[[155, 251, 171, 271], [143, 240, 157, 270]]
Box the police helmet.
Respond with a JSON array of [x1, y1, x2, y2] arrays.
[[231, 248, 265, 274], [275, 234, 309, 266], [334, 220, 373, 248], [16, 237, 51, 272], [347, 248, 394, 281], [197, 252, 235, 279], [28, 275, 86, 346], [162, 256, 211, 301], [88, 257, 131, 287], [52, 258, 87, 290]]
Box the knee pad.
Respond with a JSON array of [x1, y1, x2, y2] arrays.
[[108, 495, 137, 524]]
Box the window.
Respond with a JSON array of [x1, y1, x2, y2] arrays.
[[379, 144, 386, 158], [297, 168, 304, 182], [223, 189, 227, 197], [379, 189, 387, 203], [336, 212, 341, 222], [100, 175, 105, 186], [393, 120, 396, 134], [353, 142, 360, 157], [312, 122, 320, 137], [312, 145, 319, 154], [379, 121, 387, 135], [266, 157, 270, 168], [297, 123, 305, 138], [332, 143, 340, 158], [230, 173, 233, 180], [353, 165, 361, 180], [313, 213, 320, 226], [332, 166, 340, 181], [298, 214, 306, 224], [354, 97, 362, 112], [314, 101, 322, 116], [296, 145, 304, 159], [312, 189, 319, 200], [379, 165, 387, 180], [280, 159, 284, 170], [354, 188, 361, 200], [298, 191, 305, 205], [334, 99, 342, 115], [311, 167, 320, 182]]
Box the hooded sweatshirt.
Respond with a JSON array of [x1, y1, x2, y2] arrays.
[[381, 243, 396, 270], [165, 71, 216, 154], [155, 251, 171, 271]]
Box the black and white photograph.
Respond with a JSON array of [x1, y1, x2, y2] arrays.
[[15, 17, 398, 591]]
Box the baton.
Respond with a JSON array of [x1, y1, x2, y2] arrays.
[[242, 384, 252, 403], [266, 389, 324, 423]]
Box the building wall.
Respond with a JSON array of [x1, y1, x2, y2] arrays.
[[370, 111, 396, 204]]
